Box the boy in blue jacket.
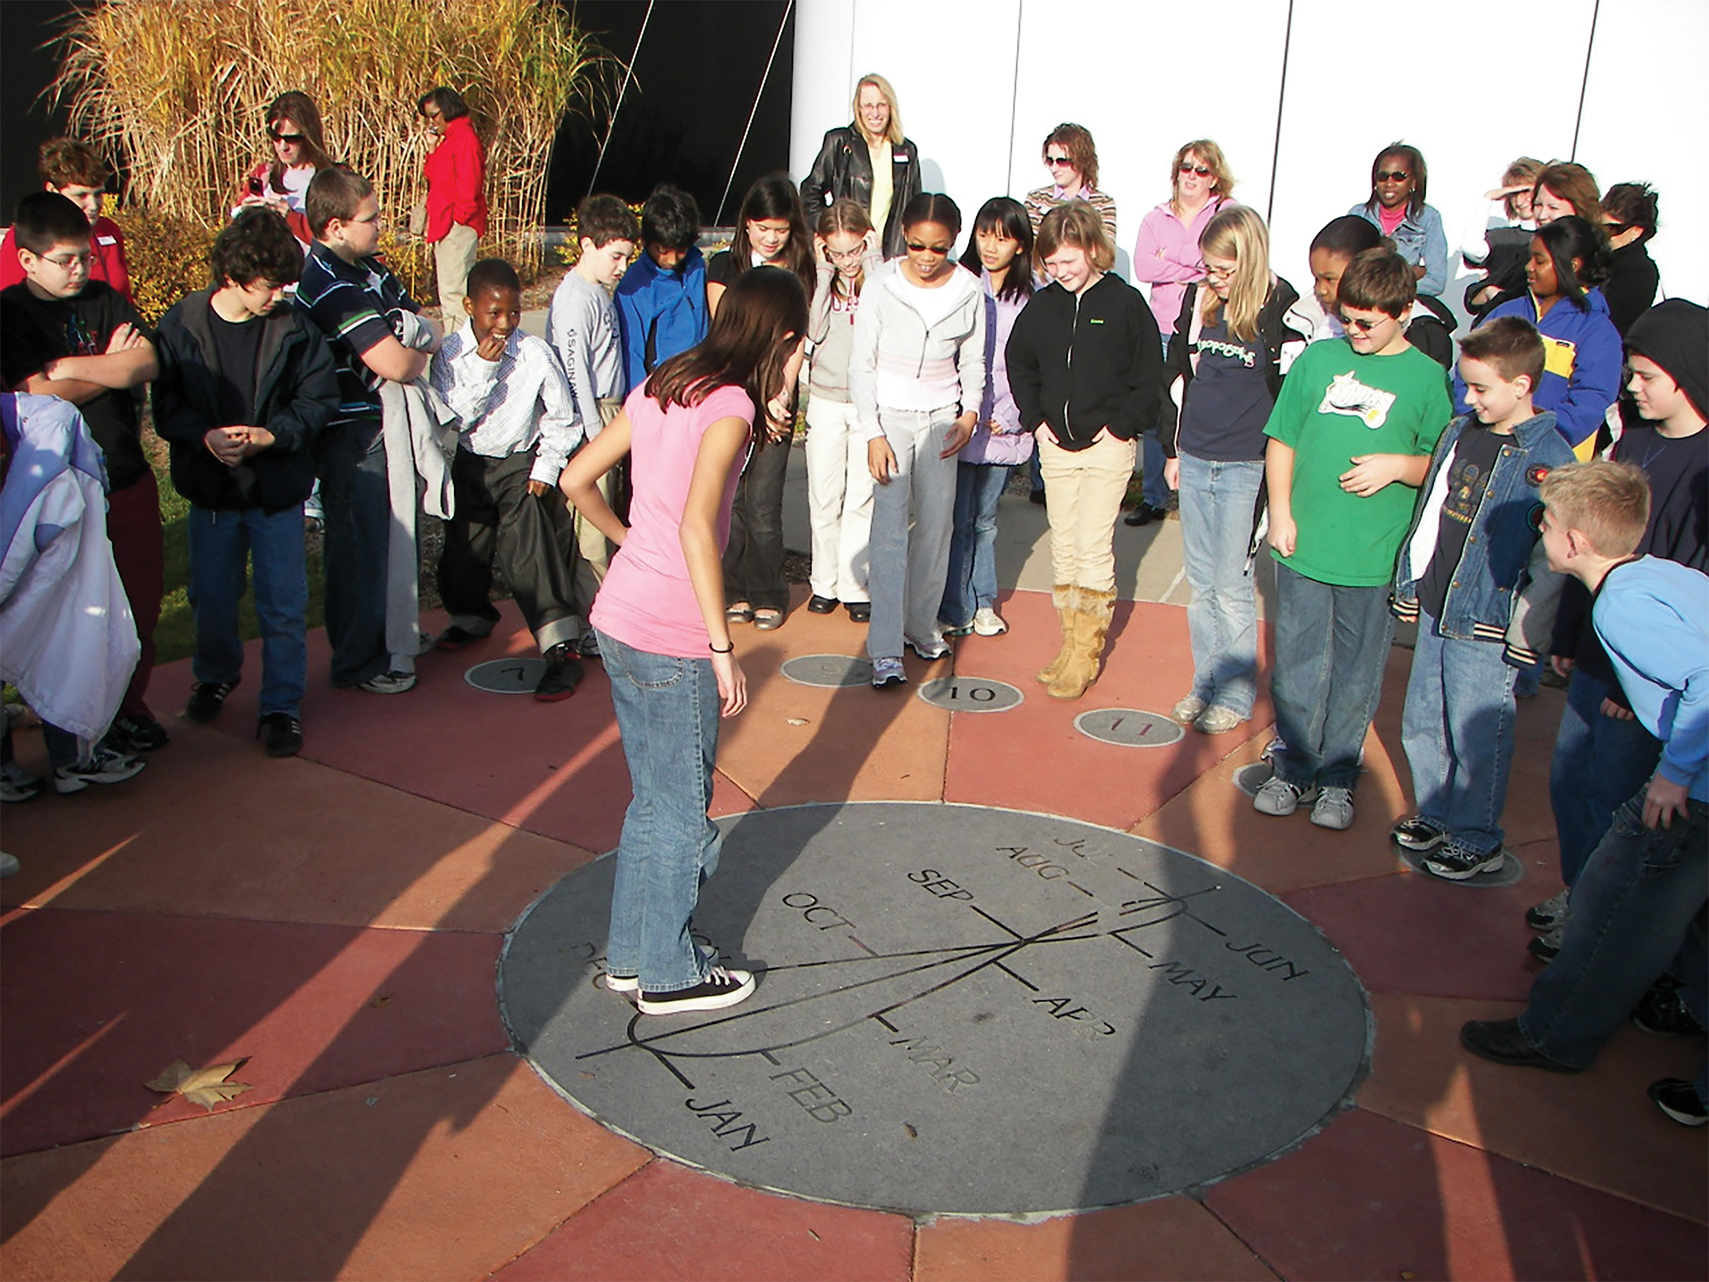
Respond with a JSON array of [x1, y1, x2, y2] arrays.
[[1389, 318, 1574, 878], [1461, 460, 1708, 1128], [613, 185, 708, 393]]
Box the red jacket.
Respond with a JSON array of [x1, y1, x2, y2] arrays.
[[423, 115, 487, 242], [0, 215, 132, 302]]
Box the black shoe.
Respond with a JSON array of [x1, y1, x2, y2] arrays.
[[1648, 1078, 1709, 1126], [1028, 489, 1046, 506], [534, 643, 583, 702], [637, 966, 755, 1015], [257, 713, 303, 758], [1525, 889, 1570, 932], [807, 595, 838, 614], [1528, 929, 1563, 962], [1459, 1018, 1583, 1073], [184, 679, 239, 723], [845, 601, 871, 623], [1423, 840, 1505, 881], [434, 625, 487, 652], [1633, 980, 1706, 1037], [107, 712, 170, 753]]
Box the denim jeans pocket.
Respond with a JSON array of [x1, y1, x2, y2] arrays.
[[608, 644, 687, 691]]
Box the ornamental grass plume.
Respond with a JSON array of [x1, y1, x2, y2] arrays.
[[49, 0, 611, 284]]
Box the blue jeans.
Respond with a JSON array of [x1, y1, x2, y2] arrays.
[[317, 418, 391, 688], [940, 462, 1010, 627], [188, 505, 309, 717], [1550, 669, 1662, 885], [1140, 334, 1173, 508], [1177, 451, 1263, 717], [1401, 613, 1516, 855], [1520, 793, 1708, 1078], [598, 630, 724, 993], [1270, 561, 1395, 791]]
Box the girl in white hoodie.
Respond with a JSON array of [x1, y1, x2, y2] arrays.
[[849, 193, 985, 689]]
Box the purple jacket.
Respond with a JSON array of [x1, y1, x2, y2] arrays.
[[959, 271, 1032, 467]]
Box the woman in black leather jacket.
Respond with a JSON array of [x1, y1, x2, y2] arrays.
[[801, 74, 922, 260]]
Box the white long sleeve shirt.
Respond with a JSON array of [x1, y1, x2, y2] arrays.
[[430, 322, 583, 485]]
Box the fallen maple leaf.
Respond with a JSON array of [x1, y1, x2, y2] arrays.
[[146, 1058, 253, 1111]]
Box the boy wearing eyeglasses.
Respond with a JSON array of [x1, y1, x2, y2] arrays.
[[1388, 318, 1573, 879], [2, 190, 166, 761], [0, 137, 131, 303], [1257, 248, 1450, 830]]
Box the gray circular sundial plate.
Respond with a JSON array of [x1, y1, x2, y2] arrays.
[[464, 657, 545, 694], [1395, 845, 1525, 888], [780, 654, 872, 688], [501, 802, 1370, 1216], [1234, 762, 1273, 798], [1074, 708, 1186, 748], [917, 676, 1024, 713]]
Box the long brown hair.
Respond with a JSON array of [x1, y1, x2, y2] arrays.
[[817, 199, 873, 301], [728, 172, 814, 295], [645, 266, 808, 449], [265, 91, 332, 193]]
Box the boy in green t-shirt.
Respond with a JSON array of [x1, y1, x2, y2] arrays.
[[1258, 249, 1451, 829]]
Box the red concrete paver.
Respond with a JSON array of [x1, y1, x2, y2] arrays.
[[493, 1158, 915, 1281], [1358, 993, 1709, 1223], [0, 725, 593, 932], [914, 1198, 1276, 1281], [1204, 1105, 1707, 1281], [0, 1055, 649, 1281], [1279, 839, 1561, 1002], [0, 908, 504, 1155]]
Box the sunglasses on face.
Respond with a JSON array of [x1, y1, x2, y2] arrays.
[[270, 131, 305, 144], [905, 242, 951, 256], [1337, 313, 1384, 333], [1046, 156, 1075, 168], [1179, 163, 1213, 177], [1375, 170, 1411, 182]]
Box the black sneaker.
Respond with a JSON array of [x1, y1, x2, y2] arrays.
[[1528, 928, 1563, 962], [257, 713, 303, 758], [637, 966, 755, 1015], [184, 679, 239, 724], [534, 643, 583, 702], [1526, 889, 1570, 932], [1648, 1078, 1709, 1126], [1423, 841, 1505, 881], [1633, 980, 1706, 1037], [107, 712, 169, 753], [1391, 814, 1448, 852], [1459, 1018, 1583, 1073], [434, 625, 488, 652], [807, 595, 838, 614]]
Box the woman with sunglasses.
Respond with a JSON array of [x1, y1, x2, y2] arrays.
[[1348, 142, 1448, 298], [1128, 140, 1236, 527], [233, 92, 332, 247], [1023, 124, 1117, 246]]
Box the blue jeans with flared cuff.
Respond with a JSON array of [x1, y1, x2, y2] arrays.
[[1519, 792, 1708, 1070], [1400, 613, 1518, 855], [1178, 451, 1263, 718], [940, 461, 1011, 628], [188, 504, 309, 718], [1269, 560, 1394, 792], [598, 630, 724, 993]]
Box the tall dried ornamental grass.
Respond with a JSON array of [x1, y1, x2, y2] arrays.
[[51, 0, 610, 288]]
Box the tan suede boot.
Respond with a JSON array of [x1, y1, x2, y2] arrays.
[[1047, 587, 1116, 700], [1035, 584, 1079, 684]]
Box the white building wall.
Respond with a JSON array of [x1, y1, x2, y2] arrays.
[[791, 0, 1707, 321]]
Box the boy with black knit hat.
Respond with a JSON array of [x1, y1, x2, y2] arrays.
[[1535, 299, 1708, 958]]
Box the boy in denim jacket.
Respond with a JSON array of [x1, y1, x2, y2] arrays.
[[1390, 318, 1575, 878]]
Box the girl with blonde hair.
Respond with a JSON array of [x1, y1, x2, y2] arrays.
[[1159, 205, 1305, 733]]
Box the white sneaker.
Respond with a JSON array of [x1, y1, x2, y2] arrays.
[[1171, 695, 1208, 724], [54, 745, 147, 795], [1195, 705, 1244, 735], [906, 631, 950, 662], [1310, 785, 1355, 830], [972, 608, 1008, 637], [357, 670, 418, 695]]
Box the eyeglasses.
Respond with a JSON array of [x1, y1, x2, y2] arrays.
[[905, 242, 951, 256], [1046, 155, 1075, 168], [1178, 163, 1213, 177], [826, 246, 865, 263], [39, 251, 92, 270], [1202, 263, 1236, 281], [1336, 313, 1387, 333], [270, 131, 305, 144], [1375, 170, 1411, 182]]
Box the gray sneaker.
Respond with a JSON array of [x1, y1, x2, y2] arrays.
[[1195, 705, 1244, 735], [1526, 889, 1570, 932], [1310, 785, 1355, 830], [1253, 775, 1306, 816], [54, 745, 147, 795], [357, 669, 418, 695]]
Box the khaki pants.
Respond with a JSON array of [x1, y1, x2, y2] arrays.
[[573, 398, 624, 611], [1038, 431, 1136, 595], [434, 222, 480, 319]]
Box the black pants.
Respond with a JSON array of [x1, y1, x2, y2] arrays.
[[439, 447, 581, 649], [722, 438, 790, 611]]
